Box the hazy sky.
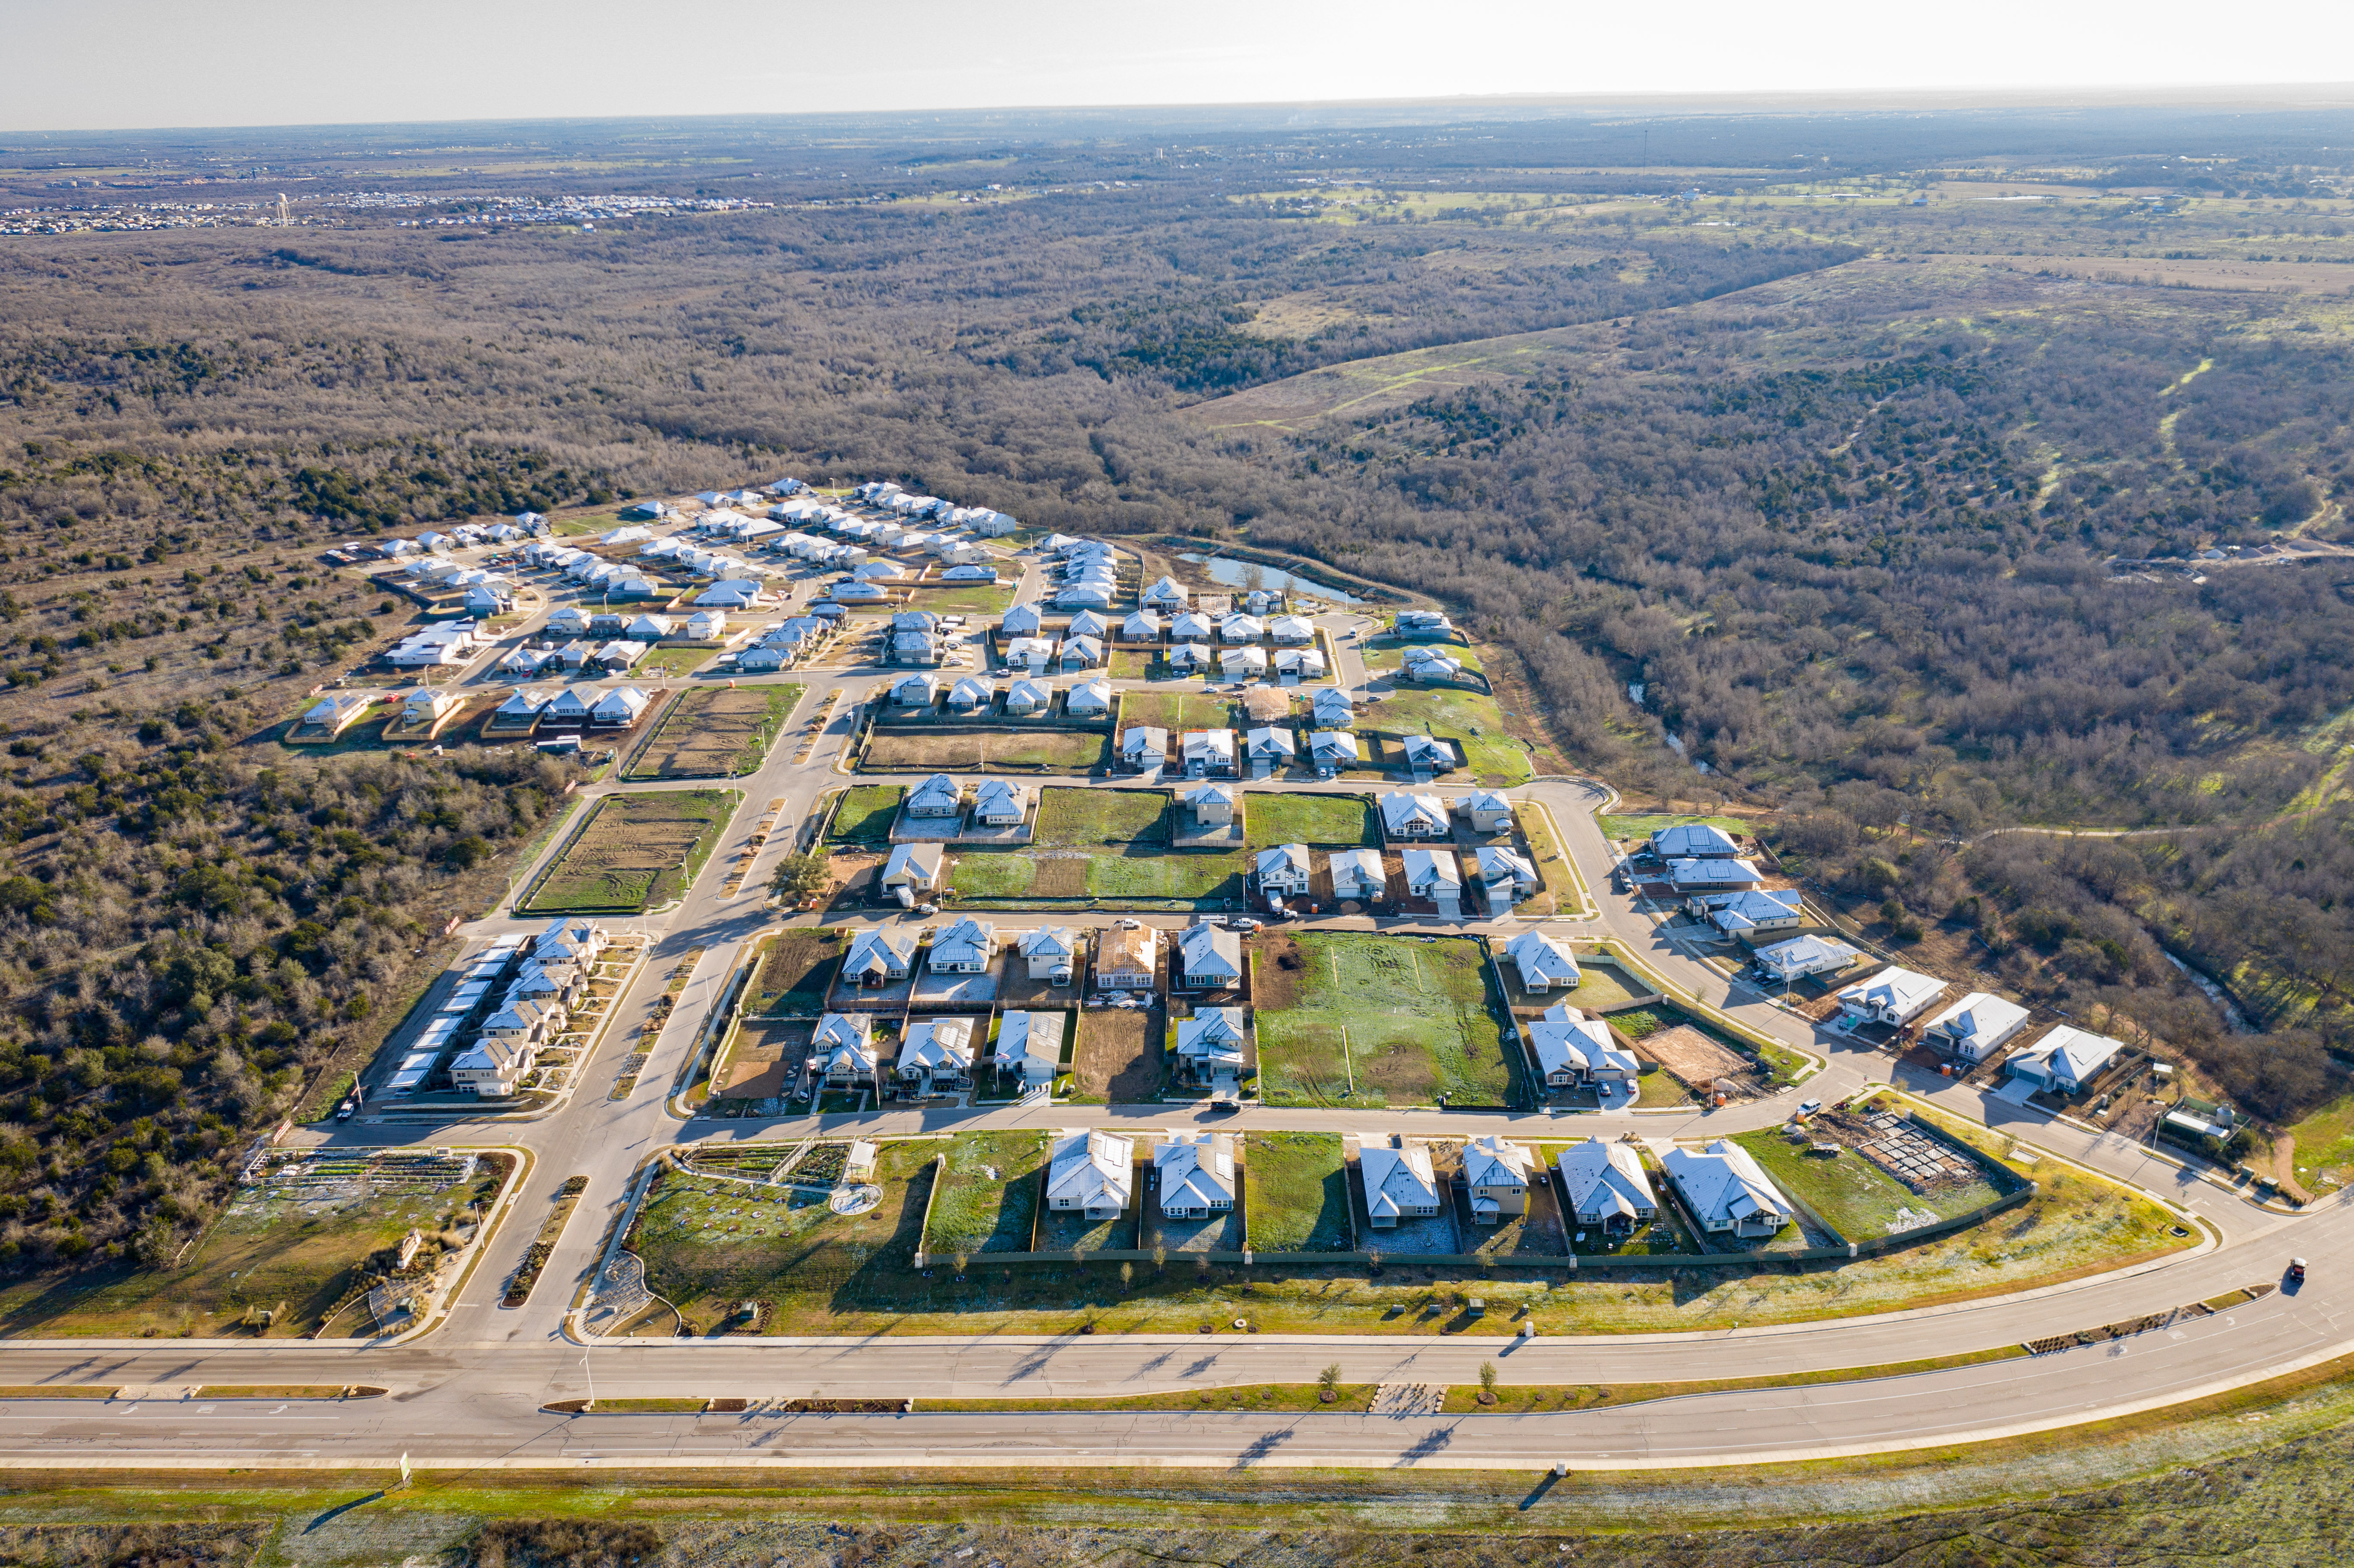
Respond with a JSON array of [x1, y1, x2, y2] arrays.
[[5, 0, 2351, 133]]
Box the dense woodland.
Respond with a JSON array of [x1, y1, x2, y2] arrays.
[[0, 109, 2350, 1265]]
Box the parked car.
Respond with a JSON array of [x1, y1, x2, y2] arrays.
[[1796, 1099, 1823, 1119], [1227, 917, 1261, 933]]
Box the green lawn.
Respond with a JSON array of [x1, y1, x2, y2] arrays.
[[518, 789, 738, 914], [923, 1132, 1051, 1257], [1117, 690, 1231, 734], [1088, 850, 1249, 902], [949, 843, 1249, 905], [1242, 792, 1376, 848], [1364, 689, 1532, 785], [948, 853, 1037, 898], [1254, 931, 1520, 1108], [2283, 1093, 2354, 1188], [748, 929, 845, 1015], [1034, 788, 1170, 846], [633, 645, 721, 678], [1733, 1129, 2004, 1245], [907, 583, 1016, 615], [1243, 1132, 1351, 1251], [828, 785, 904, 843]]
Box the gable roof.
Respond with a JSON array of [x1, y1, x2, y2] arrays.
[[1651, 822, 1744, 859], [1401, 846, 1461, 889], [1663, 1140, 1789, 1230], [906, 772, 963, 813], [1178, 921, 1242, 981], [1506, 930, 1582, 987], [1156, 1130, 1237, 1210], [845, 927, 918, 976], [1255, 842, 1311, 881], [1557, 1137, 1656, 1221], [1379, 791, 1449, 835], [1046, 1129, 1133, 1211], [1360, 1142, 1441, 1219], [1922, 992, 2030, 1050], [1836, 965, 1946, 1020]]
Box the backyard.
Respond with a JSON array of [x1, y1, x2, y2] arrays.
[[1117, 690, 1232, 735], [1242, 792, 1376, 847], [826, 785, 903, 844], [517, 789, 738, 915], [1243, 1131, 1351, 1251], [1364, 689, 1532, 785], [863, 728, 1105, 774], [1252, 931, 1521, 1108], [623, 684, 801, 780], [630, 646, 721, 679]]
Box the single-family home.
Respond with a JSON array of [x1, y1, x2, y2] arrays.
[[971, 778, 1028, 827], [449, 1035, 529, 1096], [478, 997, 556, 1054], [1242, 589, 1280, 617], [1457, 790, 1513, 835], [897, 1017, 975, 1091], [1309, 730, 1359, 774], [1182, 729, 1238, 778], [1174, 1007, 1247, 1084], [1059, 635, 1104, 672], [991, 1010, 1058, 1086], [492, 686, 557, 730], [1476, 845, 1539, 909], [947, 676, 995, 715], [1403, 647, 1466, 685], [1096, 923, 1159, 990], [1000, 603, 1046, 638], [1328, 847, 1387, 904], [1168, 642, 1214, 675], [1753, 933, 1864, 984], [464, 580, 514, 616], [1463, 1135, 1534, 1223], [1245, 725, 1296, 766], [843, 928, 918, 986], [855, 559, 909, 582], [2005, 1025, 2123, 1095], [1530, 1006, 1638, 1091], [1402, 846, 1461, 900], [1380, 791, 1450, 839], [1171, 611, 1214, 643], [1046, 1129, 1134, 1219], [589, 686, 652, 729], [1122, 608, 1164, 642], [829, 582, 888, 604], [1689, 887, 1804, 934], [1017, 926, 1080, 984], [1401, 734, 1457, 775], [1065, 609, 1109, 641], [1267, 614, 1314, 646], [1836, 966, 1947, 1027], [1361, 1142, 1443, 1229], [1922, 992, 2031, 1063], [1274, 646, 1326, 681], [686, 608, 728, 641], [399, 687, 462, 730], [890, 672, 940, 709], [879, 843, 944, 903], [1004, 677, 1054, 717], [1557, 1138, 1658, 1236], [1312, 688, 1356, 728], [1065, 676, 1114, 717], [1663, 1140, 1790, 1238], [1665, 857, 1766, 893], [1055, 581, 1112, 610], [626, 613, 676, 642], [1121, 725, 1169, 772], [1183, 781, 1235, 827], [1220, 614, 1265, 645], [928, 916, 997, 973], [1506, 930, 1582, 993], [539, 685, 595, 727], [1392, 609, 1454, 640], [497, 645, 557, 678], [1219, 645, 1269, 680], [1255, 842, 1312, 898], [1141, 575, 1190, 612], [815, 1013, 878, 1086], [1155, 1130, 1237, 1219], [588, 640, 646, 673], [906, 773, 964, 818], [1177, 921, 1244, 989], [738, 644, 791, 672], [940, 562, 998, 583], [1650, 823, 1744, 860]]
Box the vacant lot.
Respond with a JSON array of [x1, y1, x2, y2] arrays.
[[1073, 1007, 1165, 1101], [1614, 1008, 1753, 1088], [1243, 791, 1376, 847], [863, 727, 1104, 773], [923, 1132, 1051, 1257], [1365, 689, 1531, 784], [1735, 1127, 2007, 1244], [949, 846, 1252, 906], [1253, 931, 1519, 1107], [827, 785, 903, 843], [624, 684, 800, 780], [1245, 1132, 1351, 1251], [1034, 788, 1170, 846], [906, 582, 1015, 615], [713, 1019, 814, 1101], [1118, 690, 1231, 734], [747, 928, 845, 1016], [519, 789, 737, 914]]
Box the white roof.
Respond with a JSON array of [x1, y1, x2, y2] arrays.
[[1922, 992, 2030, 1051], [900, 1017, 975, 1073], [845, 927, 917, 975], [1557, 1137, 1656, 1221], [971, 778, 1025, 816], [1156, 1130, 1236, 1210], [1018, 925, 1077, 959], [1462, 1134, 1531, 1191], [1651, 822, 1744, 858], [2013, 1024, 2122, 1084], [1666, 857, 1764, 887], [1401, 846, 1460, 889], [1046, 1129, 1133, 1212], [1123, 725, 1169, 756], [1755, 933, 1862, 978], [881, 843, 943, 884], [1245, 725, 1295, 757], [1360, 1142, 1441, 1219], [1662, 1140, 1789, 1230], [1328, 847, 1386, 889], [1255, 843, 1310, 880], [1310, 730, 1360, 762], [1837, 966, 1946, 1022], [1506, 930, 1582, 986], [1529, 1014, 1616, 1079], [907, 772, 962, 812], [1379, 791, 1449, 834], [930, 916, 996, 968], [1178, 921, 1243, 981], [1476, 845, 1536, 884]]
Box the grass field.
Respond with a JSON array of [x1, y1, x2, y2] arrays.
[[948, 845, 1252, 905], [1513, 804, 1587, 915], [863, 728, 1105, 773], [1242, 791, 1376, 847], [518, 789, 737, 913], [623, 684, 800, 780], [631, 645, 721, 678], [1117, 690, 1230, 734], [1243, 1132, 1351, 1251], [1253, 931, 1519, 1108], [1033, 788, 1170, 846], [827, 785, 903, 843], [747, 928, 845, 1016], [905, 583, 1015, 615], [1734, 1128, 2006, 1244], [1365, 689, 1532, 785], [923, 1132, 1051, 1257]]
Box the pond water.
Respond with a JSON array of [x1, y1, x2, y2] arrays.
[[1178, 553, 1363, 604]]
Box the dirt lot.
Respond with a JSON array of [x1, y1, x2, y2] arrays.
[[1635, 1023, 1751, 1092], [863, 727, 1105, 773], [625, 685, 800, 779], [717, 1020, 815, 1100], [518, 789, 736, 914], [748, 929, 846, 1016], [1072, 1007, 1165, 1102]]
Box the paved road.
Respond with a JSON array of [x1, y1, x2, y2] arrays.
[[3, 532, 2337, 1473]]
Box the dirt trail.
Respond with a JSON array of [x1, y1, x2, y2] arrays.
[[2274, 1133, 2314, 1205]]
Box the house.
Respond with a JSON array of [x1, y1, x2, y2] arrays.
[[1312, 688, 1356, 728], [928, 916, 997, 973], [1242, 589, 1280, 617], [1184, 781, 1235, 826], [1463, 1135, 1534, 1223], [1168, 642, 1214, 675], [1065, 676, 1114, 717], [1182, 729, 1238, 777], [449, 1035, 529, 1096], [1055, 582, 1112, 610], [940, 563, 998, 583], [1046, 1129, 1134, 1219], [1274, 646, 1326, 681], [1530, 1007, 1638, 1090], [1177, 921, 1243, 989], [814, 1013, 878, 1085], [1141, 575, 1190, 611], [1174, 1007, 1247, 1083], [993, 1011, 1059, 1086], [855, 559, 909, 582], [1121, 725, 1169, 772], [588, 640, 646, 673], [1121, 609, 1164, 642], [971, 778, 1028, 827], [479, 998, 556, 1053], [1000, 603, 1047, 638], [880, 844, 944, 903], [1457, 790, 1513, 835], [1219, 614, 1265, 644], [1392, 609, 1454, 640], [1065, 609, 1110, 641], [1308, 730, 1359, 774], [1004, 677, 1054, 717], [1662, 1140, 1790, 1238], [1156, 1131, 1237, 1219], [1402, 647, 1463, 683], [697, 578, 769, 610], [1753, 933, 1863, 984], [1328, 847, 1387, 904], [1557, 1138, 1657, 1236], [1255, 842, 1312, 897], [1361, 1142, 1443, 1228], [1018, 926, 1080, 984], [686, 608, 729, 641], [843, 928, 918, 986], [1506, 930, 1582, 993], [1690, 887, 1804, 934], [906, 773, 964, 818], [1402, 846, 1461, 900], [1922, 992, 2031, 1064], [589, 686, 652, 729], [897, 1017, 975, 1090], [1380, 791, 1450, 839], [1835, 966, 1946, 1027], [1096, 923, 1159, 990], [1401, 734, 1456, 775], [1059, 635, 1104, 672], [1267, 614, 1314, 646], [539, 686, 595, 727], [1665, 857, 1766, 893], [399, 687, 462, 730], [2005, 1025, 2123, 1095], [829, 582, 888, 604], [498, 645, 557, 678], [1475, 845, 1538, 908], [1219, 645, 1269, 680], [890, 672, 939, 709], [492, 687, 557, 729], [1171, 611, 1214, 643], [1650, 823, 1744, 860], [1245, 725, 1296, 766], [738, 644, 791, 672], [947, 676, 995, 715], [626, 613, 676, 641], [464, 580, 514, 616]]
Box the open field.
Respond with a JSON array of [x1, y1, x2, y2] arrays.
[[747, 928, 845, 1016], [921, 1132, 1050, 1258], [903, 582, 1015, 614], [1364, 689, 1532, 785], [863, 728, 1105, 774], [826, 785, 903, 843], [1242, 791, 1376, 847], [1361, 637, 1485, 676], [1253, 931, 1519, 1108], [1243, 1132, 1351, 1251], [623, 684, 800, 780], [517, 789, 738, 914], [1033, 788, 1169, 846]]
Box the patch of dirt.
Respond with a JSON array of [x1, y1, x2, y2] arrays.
[[1250, 933, 1305, 1010], [1639, 1024, 1751, 1091], [1074, 1008, 1163, 1101]]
